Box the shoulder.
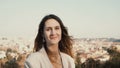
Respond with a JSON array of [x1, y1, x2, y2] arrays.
[[25, 49, 45, 68], [61, 52, 75, 64], [61, 52, 75, 68], [26, 47, 45, 61], [25, 51, 43, 64], [61, 52, 74, 61], [24, 52, 42, 68], [26, 51, 41, 61]]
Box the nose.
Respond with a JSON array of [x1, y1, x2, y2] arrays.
[[51, 29, 56, 35]]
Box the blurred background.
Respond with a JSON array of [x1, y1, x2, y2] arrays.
[[0, 0, 120, 68]]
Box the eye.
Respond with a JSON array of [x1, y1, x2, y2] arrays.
[[46, 28, 51, 31], [55, 26, 60, 30]]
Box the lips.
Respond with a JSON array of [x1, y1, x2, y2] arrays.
[[50, 36, 57, 39]]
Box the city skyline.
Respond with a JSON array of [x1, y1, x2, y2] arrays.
[[0, 0, 120, 38]]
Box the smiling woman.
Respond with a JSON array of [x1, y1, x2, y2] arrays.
[[24, 14, 75, 68], [44, 19, 62, 46]]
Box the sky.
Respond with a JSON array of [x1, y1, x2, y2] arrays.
[[0, 0, 120, 38]]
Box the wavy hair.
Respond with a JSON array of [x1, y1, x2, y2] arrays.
[[34, 14, 73, 57]]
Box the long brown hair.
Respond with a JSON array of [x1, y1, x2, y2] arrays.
[[34, 14, 73, 57]]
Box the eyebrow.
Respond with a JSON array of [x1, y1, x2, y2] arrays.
[[45, 25, 60, 28]]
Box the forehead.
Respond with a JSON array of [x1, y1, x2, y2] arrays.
[[45, 19, 60, 27]]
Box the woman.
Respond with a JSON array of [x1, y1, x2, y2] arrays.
[[24, 14, 75, 68]]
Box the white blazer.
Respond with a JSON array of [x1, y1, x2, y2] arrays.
[[24, 47, 75, 68]]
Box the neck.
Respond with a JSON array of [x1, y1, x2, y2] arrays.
[[44, 44, 63, 68], [45, 44, 60, 56]]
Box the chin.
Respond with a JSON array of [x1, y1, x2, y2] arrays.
[[48, 39, 60, 45], [50, 41, 59, 45]]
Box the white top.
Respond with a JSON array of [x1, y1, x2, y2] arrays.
[[24, 47, 75, 68]]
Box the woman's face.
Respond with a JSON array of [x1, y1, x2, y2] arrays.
[[44, 19, 62, 45]]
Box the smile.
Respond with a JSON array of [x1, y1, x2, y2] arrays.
[[50, 37, 57, 39]]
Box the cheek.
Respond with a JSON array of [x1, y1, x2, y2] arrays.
[[43, 31, 47, 39], [59, 31, 62, 39], [44, 31, 50, 39], [59, 30, 62, 36]]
